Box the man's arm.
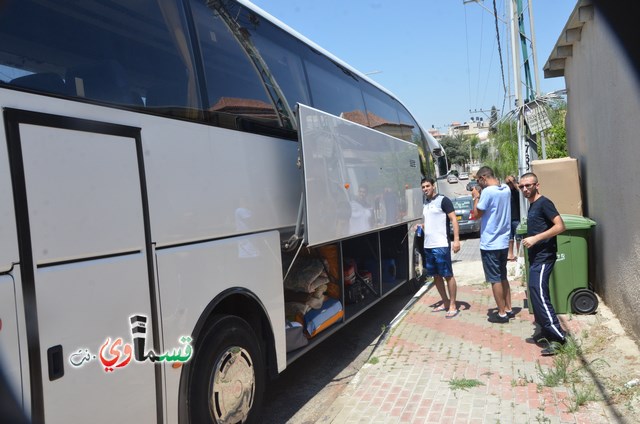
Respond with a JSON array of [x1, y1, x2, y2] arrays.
[[522, 215, 566, 248], [471, 186, 483, 219], [447, 211, 461, 253]]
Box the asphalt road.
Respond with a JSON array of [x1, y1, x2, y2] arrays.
[[436, 177, 473, 199], [262, 283, 419, 423]]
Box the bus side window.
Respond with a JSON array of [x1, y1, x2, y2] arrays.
[[65, 60, 143, 106], [146, 81, 189, 108], [9, 73, 67, 96], [0, 0, 197, 112], [245, 14, 312, 115], [396, 105, 424, 145], [304, 52, 367, 124], [360, 83, 404, 139], [190, 0, 283, 130]]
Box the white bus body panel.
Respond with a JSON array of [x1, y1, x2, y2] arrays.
[[0, 124, 18, 273], [37, 257, 156, 422], [13, 115, 157, 422], [156, 230, 286, 423], [1, 91, 300, 247], [142, 120, 299, 247], [298, 104, 423, 246], [21, 125, 145, 263], [0, 274, 23, 406], [0, 106, 24, 407], [1, 88, 293, 422]]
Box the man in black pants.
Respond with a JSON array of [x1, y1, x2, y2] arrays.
[[519, 172, 567, 356]]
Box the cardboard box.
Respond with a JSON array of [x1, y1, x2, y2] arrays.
[[531, 157, 583, 216]]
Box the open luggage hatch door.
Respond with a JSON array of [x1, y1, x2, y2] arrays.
[[297, 103, 423, 247]]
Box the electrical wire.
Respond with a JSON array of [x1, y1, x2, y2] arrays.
[[474, 9, 485, 110], [463, 5, 473, 116], [493, 0, 507, 98]]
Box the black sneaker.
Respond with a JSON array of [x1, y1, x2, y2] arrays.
[[525, 335, 547, 345], [488, 313, 510, 324], [506, 310, 515, 319], [540, 339, 566, 356]]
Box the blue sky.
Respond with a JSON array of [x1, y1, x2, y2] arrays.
[[250, 0, 576, 132]]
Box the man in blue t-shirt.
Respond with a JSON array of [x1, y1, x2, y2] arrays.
[[471, 166, 513, 323], [420, 177, 461, 318], [520, 172, 567, 356]]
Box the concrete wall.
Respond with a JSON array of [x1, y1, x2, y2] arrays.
[[555, 4, 640, 342]]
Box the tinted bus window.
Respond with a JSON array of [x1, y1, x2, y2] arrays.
[[397, 105, 424, 145], [241, 11, 312, 117], [0, 0, 199, 112], [192, 0, 291, 131], [361, 83, 404, 139], [304, 52, 367, 123]]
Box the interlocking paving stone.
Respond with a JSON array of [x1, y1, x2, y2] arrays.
[[328, 238, 619, 424]]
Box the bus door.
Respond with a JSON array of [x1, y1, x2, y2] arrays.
[[3, 109, 159, 423], [0, 114, 23, 411]]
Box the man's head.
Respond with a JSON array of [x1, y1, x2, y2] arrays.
[[476, 166, 495, 188], [421, 177, 436, 198], [357, 184, 368, 201], [518, 172, 539, 200]]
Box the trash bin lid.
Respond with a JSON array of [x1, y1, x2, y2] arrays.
[[515, 214, 595, 235], [561, 214, 596, 230]]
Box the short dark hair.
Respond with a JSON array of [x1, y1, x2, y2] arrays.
[[421, 177, 435, 185], [476, 166, 495, 178], [520, 172, 538, 183]]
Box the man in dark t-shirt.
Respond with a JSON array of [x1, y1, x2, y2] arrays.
[[520, 172, 567, 356]]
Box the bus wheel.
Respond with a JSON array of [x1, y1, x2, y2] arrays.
[[189, 315, 265, 424]]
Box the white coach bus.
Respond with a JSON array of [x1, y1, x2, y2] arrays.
[[0, 1, 441, 423]]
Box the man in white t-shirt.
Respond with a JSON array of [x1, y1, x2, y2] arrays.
[[420, 177, 461, 318]]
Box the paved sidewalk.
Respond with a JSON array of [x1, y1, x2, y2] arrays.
[[322, 238, 630, 424]]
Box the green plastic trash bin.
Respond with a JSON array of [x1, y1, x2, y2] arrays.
[[516, 214, 597, 314]]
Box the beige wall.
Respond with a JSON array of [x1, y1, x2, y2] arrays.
[[553, 4, 640, 342]]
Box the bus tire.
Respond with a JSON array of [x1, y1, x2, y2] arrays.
[[189, 315, 265, 424]]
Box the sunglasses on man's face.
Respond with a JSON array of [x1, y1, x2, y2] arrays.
[[518, 183, 536, 190]]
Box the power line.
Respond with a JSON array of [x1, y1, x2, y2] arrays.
[[475, 9, 485, 109], [492, 0, 507, 97], [463, 6, 473, 116]]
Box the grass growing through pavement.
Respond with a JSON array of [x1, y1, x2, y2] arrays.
[[535, 335, 611, 412], [511, 369, 534, 387], [447, 378, 484, 391], [566, 383, 598, 412], [536, 336, 581, 387]]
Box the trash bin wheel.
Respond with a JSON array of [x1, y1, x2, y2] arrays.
[[570, 289, 598, 314]]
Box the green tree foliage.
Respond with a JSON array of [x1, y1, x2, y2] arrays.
[[440, 134, 469, 168], [483, 120, 519, 179], [540, 101, 567, 158], [477, 142, 490, 163], [476, 101, 567, 179]]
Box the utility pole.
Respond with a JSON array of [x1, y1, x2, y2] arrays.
[[510, 0, 537, 181], [526, 0, 548, 160]]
